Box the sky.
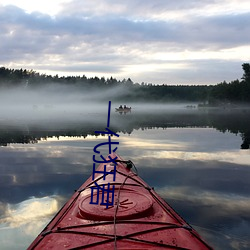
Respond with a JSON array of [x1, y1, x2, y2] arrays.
[[0, 0, 250, 85]]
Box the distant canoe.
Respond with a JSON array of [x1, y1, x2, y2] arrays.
[[115, 107, 132, 112]]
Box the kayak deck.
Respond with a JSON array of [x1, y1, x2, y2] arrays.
[[28, 153, 213, 249]]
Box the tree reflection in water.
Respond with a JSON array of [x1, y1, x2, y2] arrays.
[[0, 108, 249, 149]]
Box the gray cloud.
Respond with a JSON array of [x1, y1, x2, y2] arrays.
[[59, 0, 216, 18], [185, 13, 250, 49], [0, 1, 249, 84], [1, 4, 249, 47]]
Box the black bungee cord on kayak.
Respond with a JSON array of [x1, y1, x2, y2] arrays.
[[115, 159, 138, 174], [113, 160, 189, 250], [113, 159, 138, 250]]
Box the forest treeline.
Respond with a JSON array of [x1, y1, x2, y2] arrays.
[[0, 63, 249, 104]]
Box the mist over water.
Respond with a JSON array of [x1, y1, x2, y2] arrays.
[[0, 84, 198, 126], [1, 84, 250, 149], [0, 86, 106, 121]]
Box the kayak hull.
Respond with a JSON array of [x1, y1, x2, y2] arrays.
[[28, 153, 213, 249]]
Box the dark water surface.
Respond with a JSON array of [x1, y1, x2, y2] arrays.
[[0, 105, 250, 249]]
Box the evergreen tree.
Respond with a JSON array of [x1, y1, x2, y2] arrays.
[[242, 63, 250, 83]]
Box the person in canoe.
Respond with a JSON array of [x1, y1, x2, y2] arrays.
[[115, 105, 132, 113]]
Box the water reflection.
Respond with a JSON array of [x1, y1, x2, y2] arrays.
[[0, 107, 250, 149], [0, 196, 62, 250], [0, 196, 59, 228], [0, 108, 250, 249]]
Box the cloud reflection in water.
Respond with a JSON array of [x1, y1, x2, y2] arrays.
[[0, 196, 61, 250], [0, 126, 250, 249]]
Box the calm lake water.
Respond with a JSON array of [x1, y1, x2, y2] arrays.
[[0, 104, 250, 249]]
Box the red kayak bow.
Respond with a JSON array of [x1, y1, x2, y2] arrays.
[[28, 152, 213, 249]]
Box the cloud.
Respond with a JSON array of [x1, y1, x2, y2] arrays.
[[186, 13, 250, 49], [0, 1, 250, 84], [58, 0, 240, 19]]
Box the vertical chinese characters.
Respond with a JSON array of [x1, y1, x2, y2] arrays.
[[90, 101, 119, 208]]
